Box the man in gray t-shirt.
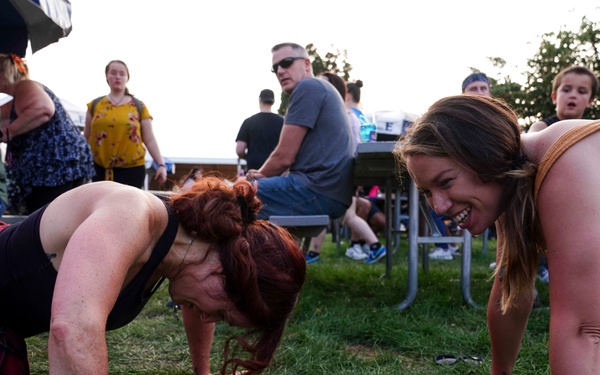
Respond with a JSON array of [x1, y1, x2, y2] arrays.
[[245, 42, 353, 220]]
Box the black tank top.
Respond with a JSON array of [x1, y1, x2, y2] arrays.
[[0, 200, 179, 337]]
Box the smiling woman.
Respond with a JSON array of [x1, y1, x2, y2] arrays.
[[395, 94, 600, 374]]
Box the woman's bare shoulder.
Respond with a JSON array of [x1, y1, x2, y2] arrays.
[[522, 119, 596, 164], [44, 182, 166, 227]]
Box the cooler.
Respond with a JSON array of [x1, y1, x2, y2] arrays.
[[363, 110, 419, 142]]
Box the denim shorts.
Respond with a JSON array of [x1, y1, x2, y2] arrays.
[[255, 174, 347, 220]]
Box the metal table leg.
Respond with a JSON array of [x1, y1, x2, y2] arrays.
[[382, 177, 393, 278], [398, 180, 419, 310], [460, 230, 478, 308], [398, 180, 478, 310]]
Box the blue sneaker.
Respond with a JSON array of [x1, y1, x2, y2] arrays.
[[364, 246, 386, 264], [306, 253, 321, 264]]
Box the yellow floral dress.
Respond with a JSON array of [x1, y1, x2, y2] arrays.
[[86, 97, 152, 181]]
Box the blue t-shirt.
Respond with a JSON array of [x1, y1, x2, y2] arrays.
[[284, 78, 354, 207]]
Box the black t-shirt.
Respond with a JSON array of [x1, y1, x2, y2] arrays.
[[235, 112, 284, 170]]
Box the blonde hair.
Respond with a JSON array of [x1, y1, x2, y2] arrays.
[[0, 54, 29, 84], [395, 95, 545, 312]]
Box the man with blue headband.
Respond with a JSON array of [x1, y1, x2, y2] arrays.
[[462, 72, 491, 96]]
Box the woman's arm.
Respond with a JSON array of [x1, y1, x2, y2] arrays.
[[181, 305, 215, 375], [46, 192, 160, 373], [140, 118, 167, 184], [488, 219, 533, 375], [5, 80, 55, 138]]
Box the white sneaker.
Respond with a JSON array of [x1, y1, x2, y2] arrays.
[[448, 244, 460, 256], [345, 244, 368, 260], [537, 266, 549, 283], [428, 247, 453, 260], [489, 261, 497, 270], [361, 243, 371, 255]]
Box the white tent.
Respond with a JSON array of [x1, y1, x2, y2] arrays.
[[0, 93, 86, 129], [58, 96, 86, 129]]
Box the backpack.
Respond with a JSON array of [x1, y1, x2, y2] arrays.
[[90, 96, 143, 118]]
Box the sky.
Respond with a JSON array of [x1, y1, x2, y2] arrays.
[[21, 1, 600, 160]]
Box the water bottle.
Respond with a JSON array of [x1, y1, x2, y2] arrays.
[[359, 122, 377, 142], [352, 107, 377, 142]]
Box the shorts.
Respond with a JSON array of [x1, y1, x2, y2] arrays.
[[255, 174, 347, 220]]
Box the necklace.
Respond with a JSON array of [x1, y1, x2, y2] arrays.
[[170, 235, 195, 279], [169, 235, 195, 320], [108, 93, 126, 106]]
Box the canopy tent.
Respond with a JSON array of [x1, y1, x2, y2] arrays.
[[58, 96, 85, 129], [0, 0, 72, 56]]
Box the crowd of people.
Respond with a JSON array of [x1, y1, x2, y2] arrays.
[[1, 40, 599, 374]]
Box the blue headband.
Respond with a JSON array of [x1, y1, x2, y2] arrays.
[[461, 73, 490, 92]]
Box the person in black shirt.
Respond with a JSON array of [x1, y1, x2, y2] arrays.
[[235, 89, 284, 171]]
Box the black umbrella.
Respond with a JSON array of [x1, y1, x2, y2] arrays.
[[0, 0, 72, 57]]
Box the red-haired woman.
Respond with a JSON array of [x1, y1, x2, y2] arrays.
[[0, 177, 305, 375]]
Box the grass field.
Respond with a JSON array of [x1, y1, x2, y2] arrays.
[[25, 233, 551, 374]]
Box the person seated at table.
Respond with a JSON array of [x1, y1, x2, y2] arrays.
[[396, 94, 600, 375], [246, 43, 386, 263], [304, 72, 386, 263], [0, 177, 306, 375], [355, 195, 386, 236]]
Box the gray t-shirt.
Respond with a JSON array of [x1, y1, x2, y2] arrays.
[[285, 77, 354, 207]]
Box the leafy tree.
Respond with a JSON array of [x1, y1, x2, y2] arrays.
[[276, 43, 353, 115], [494, 16, 600, 130]]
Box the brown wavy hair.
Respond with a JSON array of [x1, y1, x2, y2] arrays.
[[395, 95, 545, 313], [320, 72, 347, 99], [170, 177, 306, 374]]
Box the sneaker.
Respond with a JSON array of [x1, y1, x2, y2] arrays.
[[345, 244, 368, 260], [428, 247, 453, 260], [364, 246, 387, 264], [489, 261, 497, 270], [306, 252, 320, 264], [448, 244, 461, 257], [361, 243, 371, 255], [537, 266, 549, 283]]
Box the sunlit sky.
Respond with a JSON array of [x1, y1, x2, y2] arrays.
[[22, 1, 600, 159]]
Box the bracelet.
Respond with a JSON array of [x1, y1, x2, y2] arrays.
[[157, 164, 166, 169]]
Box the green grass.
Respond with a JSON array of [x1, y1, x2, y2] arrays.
[[25, 234, 550, 374]]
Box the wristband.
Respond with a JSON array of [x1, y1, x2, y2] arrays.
[[158, 164, 166, 169]]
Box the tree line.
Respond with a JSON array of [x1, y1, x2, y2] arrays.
[[279, 15, 600, 132]]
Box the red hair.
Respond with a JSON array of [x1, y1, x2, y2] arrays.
[[170, 177, 306, 374]]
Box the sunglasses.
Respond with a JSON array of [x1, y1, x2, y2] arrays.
[[271, 57, 306, 73], [434, 354, 483, 365]]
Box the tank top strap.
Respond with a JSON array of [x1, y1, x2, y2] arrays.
[[535, 121, 600, 201]]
